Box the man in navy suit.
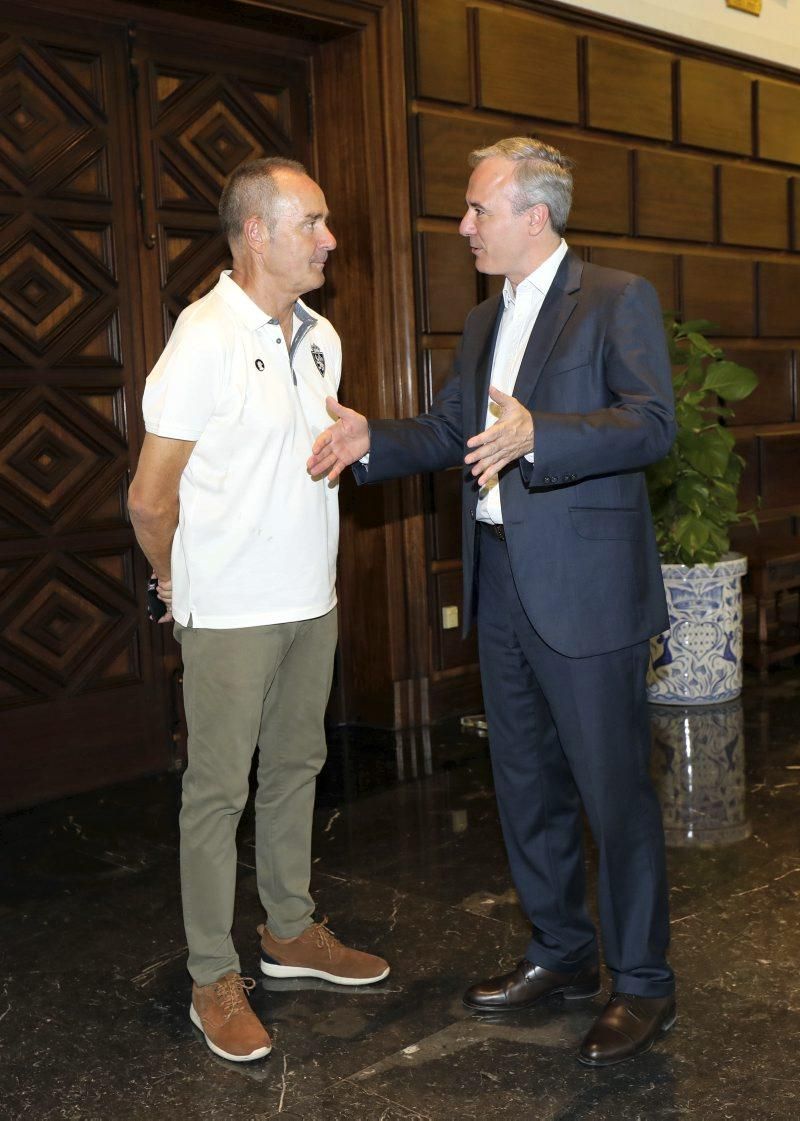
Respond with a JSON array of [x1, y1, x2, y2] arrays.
[[308, 137, 677, 1066]]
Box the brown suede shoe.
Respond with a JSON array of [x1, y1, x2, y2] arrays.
[[190, 972, 271, 1062], [578, 992, 676, 1067], [259, 919, 390, 985]]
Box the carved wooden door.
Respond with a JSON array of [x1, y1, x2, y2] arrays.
[[0, 5, 312, 810], [129, 25, 312, 365]]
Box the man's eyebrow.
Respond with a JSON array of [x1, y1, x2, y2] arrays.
[[303, 210, 327, 221], [465, 197, 486, 209]]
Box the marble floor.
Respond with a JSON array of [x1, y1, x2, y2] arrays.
[[2, 668, 800, 1120]]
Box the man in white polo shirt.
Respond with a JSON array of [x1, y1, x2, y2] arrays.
[[127, 157, 389, 1064]]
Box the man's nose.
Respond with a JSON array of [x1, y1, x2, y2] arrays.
[[321, 224, 336, 251], [459, 212, 474, 237]]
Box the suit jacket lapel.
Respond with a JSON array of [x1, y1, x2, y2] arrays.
[[471, 296, 504, 433], [512, 251, 583, 405]]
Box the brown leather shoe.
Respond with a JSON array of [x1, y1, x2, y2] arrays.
[[463, 959, 600, 1012], [259, 920, 390, 985], [578, 992, 676, 1067], [190, 972, 271, 1062]]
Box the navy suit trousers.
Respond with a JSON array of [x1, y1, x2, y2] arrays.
[[477, 527, 674, 998]]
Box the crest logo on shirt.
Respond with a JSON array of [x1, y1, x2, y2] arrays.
[[255, 358, 265, 371], [311, 343, 326, 376]]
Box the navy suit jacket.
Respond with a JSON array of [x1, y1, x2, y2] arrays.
[[356, 252, 676, 658]]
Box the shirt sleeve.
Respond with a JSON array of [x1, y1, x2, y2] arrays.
[[142, 319, 226, 441]]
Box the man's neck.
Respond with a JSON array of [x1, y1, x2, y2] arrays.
[[507, 236, 564, 294], [230, 265, 297, 339]]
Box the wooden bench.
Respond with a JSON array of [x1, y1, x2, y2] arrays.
[[745, 536, 800, 680]]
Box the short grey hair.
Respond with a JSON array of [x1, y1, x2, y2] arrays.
[[219, 156, 308, 246], [469, 137, 573, 236]]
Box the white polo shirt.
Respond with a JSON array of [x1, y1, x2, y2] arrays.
[[142, 270, 341, 628]]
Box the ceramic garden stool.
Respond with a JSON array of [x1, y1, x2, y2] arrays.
[[746, 536, 800, 680]]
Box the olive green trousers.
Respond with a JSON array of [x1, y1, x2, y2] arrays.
[[174, 607, 337, 986]]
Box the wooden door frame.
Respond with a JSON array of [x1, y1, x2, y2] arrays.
[[20, 0, 428, 730]]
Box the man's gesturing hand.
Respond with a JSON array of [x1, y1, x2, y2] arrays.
[[307, 397, 370, 482], [465, 386, 534, 487]]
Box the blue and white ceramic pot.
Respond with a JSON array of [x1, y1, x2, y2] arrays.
[[647, 553, 747, 705], [650, 698, 749, 847]]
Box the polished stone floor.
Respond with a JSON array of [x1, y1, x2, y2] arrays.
[[2, 668, 800, 1120]]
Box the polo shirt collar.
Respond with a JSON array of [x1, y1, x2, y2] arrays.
[[216, 270, 318, 332], [502, 238, 569, 309]]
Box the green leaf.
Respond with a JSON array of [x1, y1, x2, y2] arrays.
[[703, 360, 758, 402], [650, 316, 760, 564], [678, 427, 730, 479], [675, 319, 716, 336], [674, 514, 710, 553], [687, 332, 721, 358], [675, 477, 709, 515], [675, 403, 705, 430]]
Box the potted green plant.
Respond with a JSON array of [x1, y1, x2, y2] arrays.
[[646, 316, 758, 704]]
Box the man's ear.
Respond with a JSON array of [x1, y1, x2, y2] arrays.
[[242, 217, 264, 252], [527, 203, 550, 236]]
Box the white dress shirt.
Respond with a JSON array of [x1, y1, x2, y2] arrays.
[[476, 238, 569, 526]]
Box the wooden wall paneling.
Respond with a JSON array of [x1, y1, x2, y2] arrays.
[[417, 113, 507, 218], [427, 345, 456, 402], [636, 150, 715, 242], [485, 271, 505, 301], [314, 1, 426, 729], [561, 136, 630, 235], [720, 347, 794, 426], [586, 37, 672, 140], [731, 517, 795, 553], [414, 0, 470, 104], [432, 569, 478, 672], [719, 164, 788, 250], [757, 80, 800, 165], [682, 255, 755, 337], [589, 247, 677, 313], [422, 230, 478, 333], [679, 59, 752, 155], [407, 0, 800, 724], [757, 432, 800, 511], [475, 7, 579, 124], [431, 467, 462, 561], [734, 435, 759, 511], [759, 262, 800, 337]]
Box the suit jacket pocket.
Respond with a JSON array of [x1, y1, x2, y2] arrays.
[[541, 354, 590, 379], [569, 506, 642, 540]]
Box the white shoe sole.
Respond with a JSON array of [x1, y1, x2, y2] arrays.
[[259, 959, 390, 985], [189, 1003, 271, 1061]]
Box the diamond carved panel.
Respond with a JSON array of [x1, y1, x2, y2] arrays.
[[179, 96, 264, 187], [0, 393, 119, 524], [3, 565, 122, 687], [0, 52, 91, 183], [0, 234, 100, 353]]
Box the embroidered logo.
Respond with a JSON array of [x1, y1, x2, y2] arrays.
[[255, 358, 265, 371], [311, 343, 326, 376]]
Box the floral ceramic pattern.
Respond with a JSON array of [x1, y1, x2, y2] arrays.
[[647, 554, 747, 705]]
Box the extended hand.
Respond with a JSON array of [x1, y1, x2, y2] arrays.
[[465, 386, 534, 487], [307, 397, 370, 483]]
